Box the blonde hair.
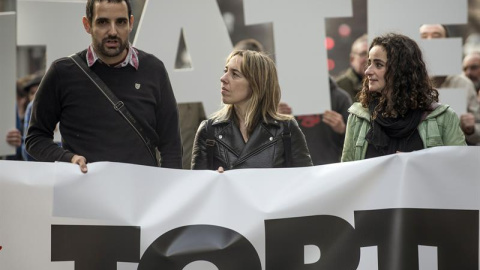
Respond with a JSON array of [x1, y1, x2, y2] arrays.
[[212, 50, 291, 135]]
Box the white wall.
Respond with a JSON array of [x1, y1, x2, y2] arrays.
[[0, 12, 17, 156]]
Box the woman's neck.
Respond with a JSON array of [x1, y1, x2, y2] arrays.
[[234, 104, 247, 122], [234, 105, 249, 142]]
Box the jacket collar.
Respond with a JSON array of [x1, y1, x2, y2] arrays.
[[349, 101, 450, 122], [348, 102, 371, 122], [423, 103, 449, 120], [211, 117, 282, 127], [86, 44, 139, 70], [212, 117, 282, 162]]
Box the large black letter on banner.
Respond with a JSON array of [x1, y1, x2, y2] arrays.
[[51, 225, 140, 270], [138, 224, 261, 270], [265, 215, 360, 270], [354, 208, 479, 270]]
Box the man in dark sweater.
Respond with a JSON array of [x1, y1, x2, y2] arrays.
[[25, 0, 182, 172]]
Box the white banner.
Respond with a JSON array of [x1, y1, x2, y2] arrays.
[[0, 146, 479, 270]]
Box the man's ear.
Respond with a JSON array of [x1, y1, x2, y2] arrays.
[[129, 15, 134, 32], [82, 16, 91, 34]]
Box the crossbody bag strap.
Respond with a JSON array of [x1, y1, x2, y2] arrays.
[[205, 119, 216, 170], [282, 120, 292, 167], [69, 54, 158, 165]]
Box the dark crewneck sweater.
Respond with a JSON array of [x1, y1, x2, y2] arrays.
[[26, 49, 182, 168]]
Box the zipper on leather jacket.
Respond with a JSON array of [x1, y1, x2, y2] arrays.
[[231, 137, 280, 167]]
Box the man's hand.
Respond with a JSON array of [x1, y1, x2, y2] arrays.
[[322, 110, 346, 134], [278, 102, 292, 115], [460, 113, 475, 135], [6, 129, 22, 147], [71, 155, 88, 173]]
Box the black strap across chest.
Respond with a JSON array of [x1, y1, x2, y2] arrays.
[[69, 54, 158, 166]]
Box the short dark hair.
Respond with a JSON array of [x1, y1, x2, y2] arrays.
[[85, 0, 132, 24], [23, 71, 44, 93]]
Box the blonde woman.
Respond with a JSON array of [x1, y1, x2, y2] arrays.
[[191, 50, 312, 171]]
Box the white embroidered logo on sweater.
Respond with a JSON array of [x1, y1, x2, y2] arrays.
[[135, 83, 141, 90]]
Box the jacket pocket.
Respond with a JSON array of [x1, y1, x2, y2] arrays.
[[354, 120, 369, 160], [426, 119, 444, 147]]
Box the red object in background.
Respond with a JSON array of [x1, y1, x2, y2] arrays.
[[338, 23, 351, 37], [327, 59, 335, 71], [296, 115, 322, 128], [325, 36, 335, 50]]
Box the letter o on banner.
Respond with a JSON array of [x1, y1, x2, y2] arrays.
[[138, 225, 262, 270]]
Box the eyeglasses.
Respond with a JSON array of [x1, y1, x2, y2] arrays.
[[464, 65, 480, 72]]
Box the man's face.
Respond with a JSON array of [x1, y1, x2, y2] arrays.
[[83, 1, 133, 64], [463, 54, 480, 89], [420, 24, 446, 39], [350, 41, 368, 76]]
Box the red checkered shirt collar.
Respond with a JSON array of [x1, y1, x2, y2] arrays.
[[86, 44, 139, 70]]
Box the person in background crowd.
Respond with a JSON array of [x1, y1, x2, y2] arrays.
[[463, 51, 480, 95], [278, 77, 352, 165], [22, 71, 44, 161], [336, 34, 368, 102], [3, 76, 30, 160], [419, 24, 480, 145], [233, 38, 265, 53], [191, 50, 312, 171], [342, 33, 465, 162], [26, 0, 182, 172], [464, 33, 480, 56], [177, 102, 206, 169]]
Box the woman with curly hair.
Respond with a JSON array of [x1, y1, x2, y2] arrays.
[[341, 33, 466, 161], [191, 50, 312, 171]]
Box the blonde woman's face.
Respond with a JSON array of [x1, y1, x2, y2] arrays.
[[220, 55, 252, 106]]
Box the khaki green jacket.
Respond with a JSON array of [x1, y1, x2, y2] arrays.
[[336, 67, 363, 102], [341, 103, 466, 162]]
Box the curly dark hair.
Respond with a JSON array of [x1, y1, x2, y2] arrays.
[[358, 33, 438, 118]]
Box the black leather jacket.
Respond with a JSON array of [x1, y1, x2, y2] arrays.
[[191, 117, 313, 170]]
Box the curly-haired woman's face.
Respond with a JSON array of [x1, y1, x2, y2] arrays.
[[365, 45, 387, 93]]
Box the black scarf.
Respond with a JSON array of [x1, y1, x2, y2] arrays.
[[365, 101, 424, 157]]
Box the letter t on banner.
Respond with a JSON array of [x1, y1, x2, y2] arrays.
[[243, 0, 352, 115]]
